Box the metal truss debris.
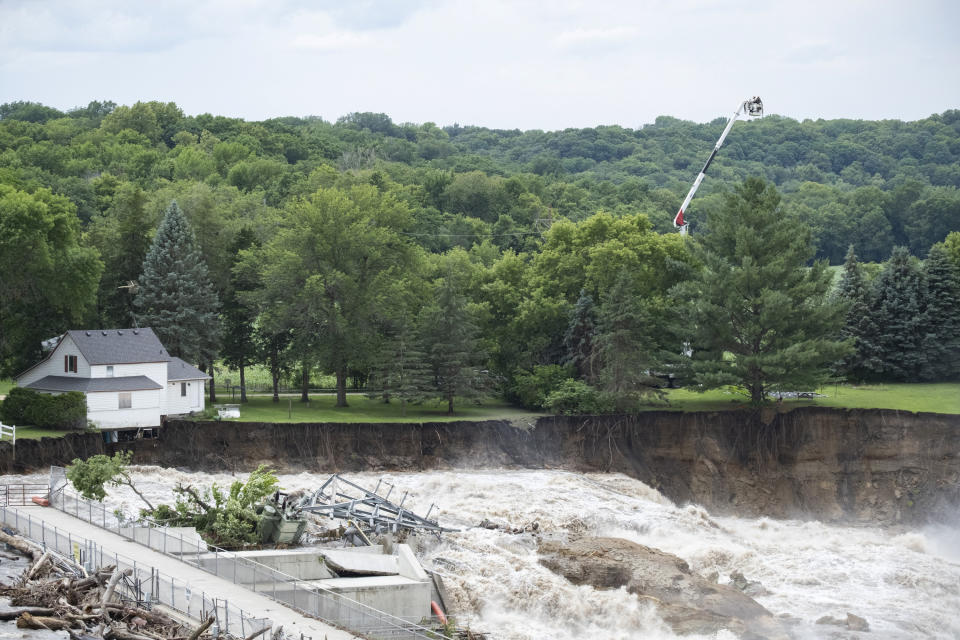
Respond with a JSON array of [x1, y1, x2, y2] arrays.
[[297, 475, 457, 536]]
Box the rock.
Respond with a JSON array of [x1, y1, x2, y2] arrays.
[[730, 570, 769, 597], [817, 613, 870, 632], [846, 612, 870, 632], [538, 537, 790, 639]]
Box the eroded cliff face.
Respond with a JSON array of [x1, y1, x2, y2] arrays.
[[2, 408, 957, 525]]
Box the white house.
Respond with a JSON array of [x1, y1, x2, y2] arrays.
[[15, 328, 209, 430]]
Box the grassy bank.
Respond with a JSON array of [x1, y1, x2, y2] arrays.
[[659, 383, 960, 414], [209, 394, 544, 423]]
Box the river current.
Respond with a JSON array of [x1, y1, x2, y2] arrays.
[[4, 467, 959, 639]]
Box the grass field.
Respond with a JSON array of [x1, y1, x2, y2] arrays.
[[0, 379, 13, 396], [210, 394, 545, 423], [658, 383, 960, 414]]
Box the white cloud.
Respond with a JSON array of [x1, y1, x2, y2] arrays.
[[291, 31, 376, 51], [554, 26, 637, 49], [0, 0, 957, 129]]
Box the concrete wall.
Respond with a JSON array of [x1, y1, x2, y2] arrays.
[[18, 335, 89, 385]]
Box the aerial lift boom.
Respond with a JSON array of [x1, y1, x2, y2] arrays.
[[673, 96, 763, 235]]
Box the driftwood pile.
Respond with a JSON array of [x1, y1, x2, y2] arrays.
[[0, 529, 265, 640]]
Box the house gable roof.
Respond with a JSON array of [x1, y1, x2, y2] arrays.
[[167, 357, 210, 381], [23, 375, 163, 393], [65, 328, 171, 365]]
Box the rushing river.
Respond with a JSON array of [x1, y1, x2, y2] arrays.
[[5, 467, 960, 639]]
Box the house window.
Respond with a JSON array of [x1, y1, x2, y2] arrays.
[[64, 355, 77, 373], [106, 366, 114, 377], [181, 382, 187, 397], [118, 392, 132, 409]]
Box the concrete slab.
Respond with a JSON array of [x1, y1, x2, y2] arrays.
[[319, 549, 399, 576], [15, 505, 360, 640]]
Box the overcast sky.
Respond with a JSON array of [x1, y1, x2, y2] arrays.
[[1, 0, 957, 131]]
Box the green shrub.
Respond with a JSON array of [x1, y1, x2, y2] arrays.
[[543, 380, 615, 415], [513, 365, 575, 409], [0, 387, 86, 429]]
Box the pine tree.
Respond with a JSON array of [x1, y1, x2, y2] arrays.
[[681, 178, 850, 404], [368, 323, 433, 416], [563, 290, 598, 383], [921, 244, 960, 380], [134, 200, 219, 365], [834, 245, 881, 381], [420, 278, 490, 415], [867, 246, 927, 381], [594, 270, 664, 409]]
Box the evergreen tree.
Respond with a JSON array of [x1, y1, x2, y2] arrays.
[[563, 290, 598, 383], [834, 245, 882, 381], [680, 178, 850, 404], [420, 277, 490, 415], [921, 244, 960, 380], [594, 270, 664, 409], [368, 323, 433, 416], [134, 200, 219, 365], [867, 247, 927, 381]]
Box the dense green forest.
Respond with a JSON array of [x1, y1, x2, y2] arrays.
[[2, 100, 958, 410]]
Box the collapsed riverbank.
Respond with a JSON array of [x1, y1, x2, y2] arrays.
[[1, 408, 957, 525]]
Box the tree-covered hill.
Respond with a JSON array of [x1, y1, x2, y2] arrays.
[[2, 100, 958, 264], [2, 100, 958, 401]]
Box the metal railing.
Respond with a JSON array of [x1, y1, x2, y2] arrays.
[[0, 505, 272, 640], [45, 478, 440, 640], [0, 483, 48, 506]]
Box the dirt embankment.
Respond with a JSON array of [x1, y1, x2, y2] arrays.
[[1, 408, 957, 524]]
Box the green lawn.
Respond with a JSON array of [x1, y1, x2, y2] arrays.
[[657, 383, 960, 414], [5, 427, 79, 440], [0, 378, 13, 396], [208, 394, 545, 423]]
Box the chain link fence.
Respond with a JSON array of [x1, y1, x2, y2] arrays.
[[45, 468, 440, 640]]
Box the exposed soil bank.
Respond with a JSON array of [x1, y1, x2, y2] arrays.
[[2, 408, 957, 524]]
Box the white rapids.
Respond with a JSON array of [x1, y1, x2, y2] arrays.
[[7, 467, 960, 639]]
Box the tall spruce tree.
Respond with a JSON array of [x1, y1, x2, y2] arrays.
[[134, 200, 219, 365], [420, 277, 490, 415], [594, 270, 664, 409], [368, 323, 433, 416], [680, 178, 850, 404], [867, 246, 927, 381], [563, 290, 598, 383], [834, 245, 882, 381], [921, 244, 960, 380]]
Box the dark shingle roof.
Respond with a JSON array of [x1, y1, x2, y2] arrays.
[[167, 357, 210, 381], [66, 328, 171, 365], [23, 375, 163, 393]]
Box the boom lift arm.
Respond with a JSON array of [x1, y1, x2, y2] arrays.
[[673, 96, 763, 235]]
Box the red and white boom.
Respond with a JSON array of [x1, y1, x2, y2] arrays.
[[673, 96, 763, 235]]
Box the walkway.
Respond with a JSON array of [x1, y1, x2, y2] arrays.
[[13, 504, 360, 640]]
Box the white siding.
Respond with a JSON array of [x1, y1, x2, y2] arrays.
[[17, 335, 90, 386], [90, 362, 167, 383], [87, 390, 162, 429], [165, 379, 205, 415]]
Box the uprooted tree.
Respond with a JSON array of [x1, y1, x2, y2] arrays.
[[67, 451, 154, 510], [67, 454, 281, 549]]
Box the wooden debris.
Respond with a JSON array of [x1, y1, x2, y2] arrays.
[[0, 529, 236, 640]]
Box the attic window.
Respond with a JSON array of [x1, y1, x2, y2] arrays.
[[106, 365, 114, 377], [64, 355, 77, 373]]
